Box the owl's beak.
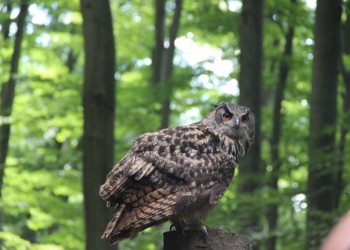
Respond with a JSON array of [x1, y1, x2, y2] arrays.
[[234, 119, 240, 130]]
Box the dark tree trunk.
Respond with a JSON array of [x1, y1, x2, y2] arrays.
[[266, 25, 294, 250], [80, 0, 116, 249], [334, 14, 350, 211], [66, 47, 78, 73], [0, 1, 28, 247], [237, 0, 264, 248], [2, 0, 12, 40], [152, 0, 166, 86], [306, 0, 342, 249], [336, 61, 350, 210], [0, 0, 28, 205], [163, 230, 253, 250], [152, 0, 182, 129]]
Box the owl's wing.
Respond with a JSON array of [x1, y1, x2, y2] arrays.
[[99, 125, 239, 244]]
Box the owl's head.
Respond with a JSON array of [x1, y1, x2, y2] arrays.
[[201, 103, 255, 152]]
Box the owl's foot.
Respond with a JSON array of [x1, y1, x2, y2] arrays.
[[213, 225, 230, 232], [169, 218, 186, 232], [170, 222, 217, 238], [181, 224, 209, 238], [199, 225, 231, 235]]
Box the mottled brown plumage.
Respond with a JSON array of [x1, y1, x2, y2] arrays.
[[99, 103, 255, 245]]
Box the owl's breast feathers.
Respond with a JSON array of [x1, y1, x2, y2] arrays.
[[99, 124, 245, 244]]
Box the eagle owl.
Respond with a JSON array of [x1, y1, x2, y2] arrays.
[[99, 103, 255, 245]]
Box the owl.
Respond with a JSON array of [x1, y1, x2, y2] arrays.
[[99, 103, 255, 245]]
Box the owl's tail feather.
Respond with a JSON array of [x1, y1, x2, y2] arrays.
[[108, 219, 166, 246], [101, 203, 126, 239], [108, 229, 133, 245], [103, 191, 178, 244]]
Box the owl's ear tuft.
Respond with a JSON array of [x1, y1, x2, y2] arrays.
[[213, 102, 228, 109], [249, 108, 256, 115]]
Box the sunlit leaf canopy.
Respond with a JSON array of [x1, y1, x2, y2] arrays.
[[1, 0, 349, 249]]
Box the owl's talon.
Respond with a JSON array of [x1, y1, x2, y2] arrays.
[[217, 225, 230, 232], [201, 225, 208, 238]]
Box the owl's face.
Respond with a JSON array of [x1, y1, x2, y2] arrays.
[[202, 103, 255, 151]]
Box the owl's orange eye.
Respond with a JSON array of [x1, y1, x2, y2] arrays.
[[242, 115, 249, 123], [223, 112, 233, 121]]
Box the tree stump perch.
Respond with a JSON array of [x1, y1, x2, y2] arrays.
[[163, 229, 253, 250]]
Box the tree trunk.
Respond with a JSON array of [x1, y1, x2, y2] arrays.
[[336, 60, 350, 210], [80, 0, 116, 249], [306, 0, 342, 249], [334, 14, 350, 211], [163, 230, 253, 250], [237, 0, 264, 248], [0, 0, 28, 199], [266, 25, 294, 250], [0, 3, 28, 244], [2, 0, 12, 40], [152, 0, 182, 129]]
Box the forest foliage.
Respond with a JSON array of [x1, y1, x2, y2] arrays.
[[0, 0, 349, 250]]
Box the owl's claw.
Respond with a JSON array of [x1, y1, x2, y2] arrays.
[[201, 225, 208, 238], [170, 223, 211, 238], [181, 225, 207, 238], [217, 225, 230, 232]]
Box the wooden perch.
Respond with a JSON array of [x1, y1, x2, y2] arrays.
[[163, 229, 253, 250]]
